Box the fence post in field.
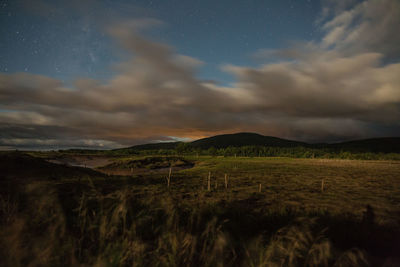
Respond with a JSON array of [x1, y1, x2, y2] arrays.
[[208, 172, 211, 191], [321, 179, 324, 193], [259, 183, 262, 193], [224, 173, 228, 189], [167, 167, 172, 188]]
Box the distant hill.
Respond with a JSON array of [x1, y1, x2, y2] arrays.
[[327, 137, 400, 153], [190, 132, 307, 149], [122, 132, 306, 151], [120, 133, 400, 153], [113, 141, 181, 152]]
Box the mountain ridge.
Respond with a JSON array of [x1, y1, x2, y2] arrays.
[[118, 132, 400, 153]]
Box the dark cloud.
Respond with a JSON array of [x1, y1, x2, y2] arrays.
[[1, 0, 400, 148]]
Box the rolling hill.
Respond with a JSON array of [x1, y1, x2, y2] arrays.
[[120, 132, 400, 153], [112, 141, 180, 153], [190, 132, 307, 149], [120, 132, 306, 151]]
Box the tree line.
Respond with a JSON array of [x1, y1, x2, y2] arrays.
[[103, 143, 400, 160]]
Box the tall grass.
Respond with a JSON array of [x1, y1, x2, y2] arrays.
[[0, 180, 374, 267], [244, 218, 369, 266]]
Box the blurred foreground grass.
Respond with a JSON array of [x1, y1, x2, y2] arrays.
[[1, 153, 399, 266]]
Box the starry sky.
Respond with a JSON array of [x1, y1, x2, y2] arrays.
[[0, 0, 400, 149], [1, 0, 321, 84]]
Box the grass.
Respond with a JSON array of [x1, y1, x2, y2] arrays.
[[1, 152, 399, 266], [136, 156, 400, 224]]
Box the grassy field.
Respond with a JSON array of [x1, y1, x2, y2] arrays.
[[178, 157, 400, 221], [1, 152, 399, 266]]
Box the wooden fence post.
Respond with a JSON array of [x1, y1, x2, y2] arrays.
[[167, 167, 172, 188], [208, 172, 211, 191]]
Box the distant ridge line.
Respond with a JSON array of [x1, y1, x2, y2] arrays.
[[117, 132, 400, 153]]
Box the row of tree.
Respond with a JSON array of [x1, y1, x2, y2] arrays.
[[107, 143, 400, 160]]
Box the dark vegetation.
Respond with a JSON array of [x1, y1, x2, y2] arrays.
[[60, 133, 400, 160], [1, 151, 400, 266], [327, 137, 400, 153]]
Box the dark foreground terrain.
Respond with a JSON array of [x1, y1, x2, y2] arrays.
[[1, 151, 400, 266]]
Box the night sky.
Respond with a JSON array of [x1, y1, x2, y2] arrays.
[[1, 0, 399, 149]]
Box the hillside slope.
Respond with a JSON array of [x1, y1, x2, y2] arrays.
[[0, 152, 103, 182], [190, 132, 307, 149], [122, 133, 400, 153], [327, 137, 400, 153], [114, 141, 180, 152]]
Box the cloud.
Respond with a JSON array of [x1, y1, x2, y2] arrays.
[[320, 0, 400, 57], [0, 20, 247, 147], [1, 0, 400, 148], [220, 0, 400, 141], [226, 52, 400, 119]]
